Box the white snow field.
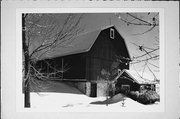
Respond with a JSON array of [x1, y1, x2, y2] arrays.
[[30, 80, 160, 112]]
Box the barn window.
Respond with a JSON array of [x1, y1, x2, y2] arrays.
[[121, 85, 130, 93], [110, 28, 114, 39]]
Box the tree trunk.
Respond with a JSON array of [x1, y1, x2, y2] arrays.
[[22, 14, 31, 108], [23, 54, 30, 107], [24, 77, 30, 107]]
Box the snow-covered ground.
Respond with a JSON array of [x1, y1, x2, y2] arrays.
[[30, 80, 160, 112]]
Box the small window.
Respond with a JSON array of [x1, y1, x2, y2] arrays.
[[121, 85, 130, 93], [110, 28, 114, 39]]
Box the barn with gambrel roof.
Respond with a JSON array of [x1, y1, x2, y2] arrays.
[[35, 25, 131, 97]]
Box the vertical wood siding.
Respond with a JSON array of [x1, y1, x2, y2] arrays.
[[86, 27, 130, 82]]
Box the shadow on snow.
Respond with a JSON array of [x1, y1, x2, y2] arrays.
[[30, 79, 83, 95], [90, 93, 126, 105]]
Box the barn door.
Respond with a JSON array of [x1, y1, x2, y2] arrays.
[[90, 83, 97, 97]]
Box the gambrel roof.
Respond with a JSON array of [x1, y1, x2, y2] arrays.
[[36, 25, 131, 60]]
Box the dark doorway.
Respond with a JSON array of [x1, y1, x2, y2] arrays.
[[90, 83, 97, 97]]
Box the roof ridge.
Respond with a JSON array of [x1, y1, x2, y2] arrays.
[[100, 24, 114, 30], [124, 69, 156, 84], [75, 28, 101, 37], [123, 69, 140, 84], [76, 24, 115, 37]]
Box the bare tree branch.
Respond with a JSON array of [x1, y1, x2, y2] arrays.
[[116, 13, 159, 35], [131, 55, 159, 64], [22, 13, 84, 107], [29, 14, 83, 60]]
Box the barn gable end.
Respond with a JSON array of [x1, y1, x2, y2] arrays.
[[85, 26, 131, 83]]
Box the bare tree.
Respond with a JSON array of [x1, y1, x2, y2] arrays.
[[22, 13, 83, 107], [115, 13, 159, 81]]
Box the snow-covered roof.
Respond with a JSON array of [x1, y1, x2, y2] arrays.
[[35, 25, 130, 60], [119, 69, 156, 84], [35, 29, 100, 60]]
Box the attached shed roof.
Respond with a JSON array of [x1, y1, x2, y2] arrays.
[[118, 69, 156, 84], [36, 25, 130, 60]]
